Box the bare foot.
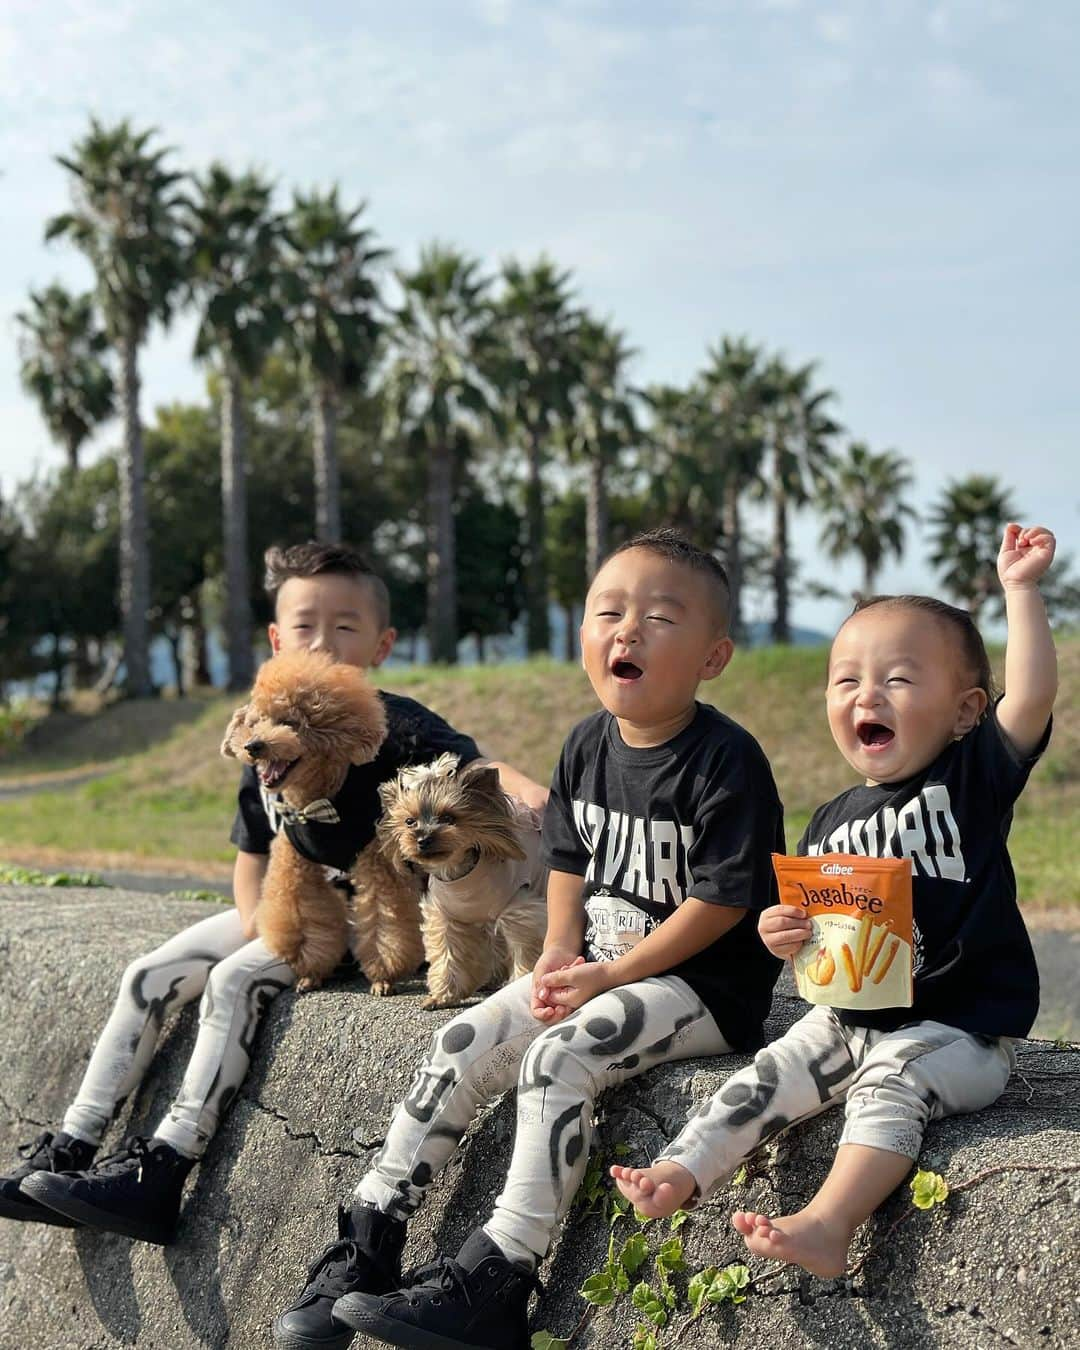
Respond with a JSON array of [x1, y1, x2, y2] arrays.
[[731, 1208, 851, 1278], [609, 1161, 697, 1218]]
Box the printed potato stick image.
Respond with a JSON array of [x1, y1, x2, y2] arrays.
[[839, 942, 860, 994], [871, 936, 901, 985], [853, 913, 873, 984], [772, 853, 913, 1012], [863, 923, 889, 977]]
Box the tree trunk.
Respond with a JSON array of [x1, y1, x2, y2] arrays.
[[563, 603, 576, 662], [221, 362, 254, 691], [720, 477, 744, 643], [166, 627, 184, 696], [118, 330, 152, 697], [192, 597, 213, 687], [862, 557, 876, 601], [426, 441, 458, 664], [474, 633, 485, 663], [65, 432, 81, 476], [771, 477, 791, 644], [312, 380, 341, 543], [585, 453, 608, 583], [524, 427, 550, 656], [51, 633, 65, 712]]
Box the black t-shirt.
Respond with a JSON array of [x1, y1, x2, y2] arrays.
[[798, 706, 1050, 1038], [230, 691, 481, 872], [541, 702, 785, 1052]]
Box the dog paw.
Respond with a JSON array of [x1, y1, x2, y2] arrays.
[[295, 975, 324, 993], [421, 994, 454, 1010], [369, 980, 396, 997]]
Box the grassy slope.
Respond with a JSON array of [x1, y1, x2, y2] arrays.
[[0, 640, 1076, 906]]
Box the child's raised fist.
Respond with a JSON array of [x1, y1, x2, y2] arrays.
[[998, 523, 1056, 590]]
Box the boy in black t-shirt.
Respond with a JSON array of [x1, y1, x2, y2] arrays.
[[274, 529, 784, 1350], [612, 523, 1058, 1281], [4, 542, 545, 1246]]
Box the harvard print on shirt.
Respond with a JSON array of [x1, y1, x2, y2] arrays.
[[799, 705, 1051, 1038], [542, 703, 785, 1052]]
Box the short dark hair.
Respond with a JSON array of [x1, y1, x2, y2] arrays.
[[601, 528, 731, 631], [263, 541, 391, 630], [847, 594, 996, 707]]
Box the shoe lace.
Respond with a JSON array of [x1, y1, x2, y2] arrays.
[[305, 1238, 368, 1297], [402, 1256, 473, 1309], [17, 1132, 72, 1170], [90, 1137, 155, 1178]]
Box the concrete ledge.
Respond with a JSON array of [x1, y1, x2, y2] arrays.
[[1, 887, 1077, 1349]]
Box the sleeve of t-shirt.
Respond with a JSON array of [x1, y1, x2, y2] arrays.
[[229, 764, 275, 855], [685, 745, 785, 911], [541, 738, 590, 876], [406, 704, 482, 767], [970, 702, 1052, 816]]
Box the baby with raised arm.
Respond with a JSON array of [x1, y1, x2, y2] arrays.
[[612, 524, 1057, 1278]]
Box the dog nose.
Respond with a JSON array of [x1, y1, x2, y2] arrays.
[[417, 835, 438, 854], [244, 739, 266, 757]]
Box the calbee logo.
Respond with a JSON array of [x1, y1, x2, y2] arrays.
[[820, 862, 854, 876]]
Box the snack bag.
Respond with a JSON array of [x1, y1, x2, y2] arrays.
[[772, 853, 913, 1011]]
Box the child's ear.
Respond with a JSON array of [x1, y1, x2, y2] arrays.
[[699, 636, 734, 682], [268, 622, 282, 654], [953, 686, 988, 737]]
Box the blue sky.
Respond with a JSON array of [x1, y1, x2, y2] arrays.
[[1, 0, 1076, 636]]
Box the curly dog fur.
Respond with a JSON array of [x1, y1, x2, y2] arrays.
[[378, 753, 548, 1008], [221, 649, 424, 994]]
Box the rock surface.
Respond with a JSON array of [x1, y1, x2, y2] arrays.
[[1, 886, 1077, 1350]]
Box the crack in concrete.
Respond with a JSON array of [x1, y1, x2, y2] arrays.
[[243, 1094, 380, 1160], [0, 1087, 49, 1134]]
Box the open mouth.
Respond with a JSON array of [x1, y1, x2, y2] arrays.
[[257, 758, 298, 789], [611, 659, 644, 681], [856, 722, 895, 750]]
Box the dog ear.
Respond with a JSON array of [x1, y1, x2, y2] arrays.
[[377, 777, 400, 811], [221, 704, 250, 759], [460, 763, 502, 800]]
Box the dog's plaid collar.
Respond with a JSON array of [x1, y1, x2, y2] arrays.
[[272, 796, 341, 826]]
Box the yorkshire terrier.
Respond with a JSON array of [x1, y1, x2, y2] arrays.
[[221, 649, 425, 994], [378, 753, 548, 1008]]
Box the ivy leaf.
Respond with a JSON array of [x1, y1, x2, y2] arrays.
[[610, 1192, 631, 1226], [579, 1271, 617, 1307], [614, 1262, 630, 1294], [634, 1208, 654, 1227], [631, 1281, 668, 1328], [688, 1267, 717, 1319], [614, 1142, 632, 1158], [619, 1232, 650, 1275], [731, 1164, 748, 1185], [531, 1334, 568, 1350], [910, 1169, 949, 1210], [669, 1209, 690, 1232], [707, 1263, 751, 1306], [657, 1259, 677, 1309], [632, 1328, 659, 1350], [657, 1237, 686, 1274]]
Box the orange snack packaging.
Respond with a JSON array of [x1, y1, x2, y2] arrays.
[[771, 854, 914, 1011]]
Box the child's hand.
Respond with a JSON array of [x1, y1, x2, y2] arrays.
[[531, 948, 585, 1022], [758, 905, 812, 959], [998, 523, 1056, 591], [537, 961, 613, 1016]]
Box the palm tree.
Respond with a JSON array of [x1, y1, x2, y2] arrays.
[[386, 244, 500, 663], [643, 383, 721, 543], [46, 118, 187, 697], [496, 257, 582, 654], [562, 317, 638, 580], [761, 357, 840, 642], [698, 337, 772, 640], [16, 284, 114, 474], [928, 474, 1018, 619], [282, 187, 386, 542], [187, 164, 284, 689], [816, 442, 916, 598]]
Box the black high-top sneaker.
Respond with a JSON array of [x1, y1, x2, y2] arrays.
[[20, 1136, 195, 1244], [0, 1131, 97, 1227], [273, 1201, 407, 1350], [333, 1228, 543, 1350]]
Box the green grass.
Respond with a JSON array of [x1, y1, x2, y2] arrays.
[[0, 641, 1076, 908]]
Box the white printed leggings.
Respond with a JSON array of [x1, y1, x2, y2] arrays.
[[61, 908, 293, 1160], [355, 972, 731, 1266], [655, 1004, 1015, 1200]]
